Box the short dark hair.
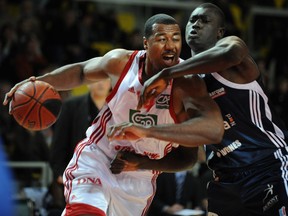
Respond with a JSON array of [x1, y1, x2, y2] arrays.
[[144, 14, 179, 38], [198, 3, 225, 28]]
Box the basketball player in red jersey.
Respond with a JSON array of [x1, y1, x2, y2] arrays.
[[3, 14, 223, 216]]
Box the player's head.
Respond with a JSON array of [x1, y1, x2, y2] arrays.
[[143, 14, 182, 75], [185, 3, 226, 53]]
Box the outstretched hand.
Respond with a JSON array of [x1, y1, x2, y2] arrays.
[[137, 73, 169, 110], [2, 76, 36, 114], [107, 122, 148, 141], [110, 151, 142, 174]]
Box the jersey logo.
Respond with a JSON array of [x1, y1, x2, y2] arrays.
[[129, 109, 157, 126], [156, 94, 170, 109], [216, 140, 242, 157], [263, 184, 274, 203], [76, 177, 102, 186], [128, 86, 136, 93], [223, 113, 236, 130], [209, 87, 226, 99]]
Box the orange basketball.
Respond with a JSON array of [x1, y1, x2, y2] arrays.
[[10, 80, 62, 131]]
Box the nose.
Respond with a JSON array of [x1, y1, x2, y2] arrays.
[[165, 39, 176, 50], [192, 19, 200, 29]]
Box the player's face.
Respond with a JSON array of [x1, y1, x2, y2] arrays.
[[144, 23, 182, 74], [185, 7, 223, 53]]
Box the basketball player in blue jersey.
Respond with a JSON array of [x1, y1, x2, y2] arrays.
[[108, 3, 288, 216], [3, 14, 224, 216]]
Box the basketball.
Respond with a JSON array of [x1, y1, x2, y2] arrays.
[[10, 80, 62, 131]]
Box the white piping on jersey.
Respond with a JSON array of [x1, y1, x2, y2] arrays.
[[211, 72, 287, 148], [274, 149, 288, 195], [249, 90, 286, 148]]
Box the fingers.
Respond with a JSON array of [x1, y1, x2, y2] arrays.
[[28, 76, 36, 81], [2, 77, 36, 106], [137, 94, 144, 110], [3, 84, 18, 106], [8, 100, 13, 114], [110, 159, 126, 174], [107, 125, 126, 141], [107, 122, 133, 141], [3, 92, 12, 106], [110, 152, 127, 174], [137, 88, 157, 110]]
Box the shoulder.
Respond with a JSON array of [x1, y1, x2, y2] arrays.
[[173, 75, 207, 96], [172, 75, 209, 122], [104, 49, 136, 63], [218, 35, 244, 45], [101, 49, 138, 76]]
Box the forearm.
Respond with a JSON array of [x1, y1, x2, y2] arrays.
[[146, 116, 223, 147], [139, 146, 198, 172], [162, 37, 247, 79], [163, 47, 234, 78], [36, 63, 88, 91]]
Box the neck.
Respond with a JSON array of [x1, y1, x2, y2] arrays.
[[143, 57, 158, 82]]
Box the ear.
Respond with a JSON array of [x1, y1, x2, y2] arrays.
[[143, 37, 148, 49], [217, 27, 225, 39]]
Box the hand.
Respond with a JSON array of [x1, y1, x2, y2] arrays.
[[137, 72, 169, 109], [165, 203, 184, 214], [110, 151, 142, 174], [3, 76, 36, 113], [107, 122, 148, 141], [56, 176, 63, 184]]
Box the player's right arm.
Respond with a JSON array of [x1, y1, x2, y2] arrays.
[[3, 49, 131, 106], [138, 36, 258, 108]]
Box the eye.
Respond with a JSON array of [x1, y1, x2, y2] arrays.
[[190, 17, 197, 23], [158, 38, 167, 42], [173, 37, 181, 42], [201, 17, 209, 23]]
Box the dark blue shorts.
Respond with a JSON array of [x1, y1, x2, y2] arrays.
[[207, 164, 288, 216]]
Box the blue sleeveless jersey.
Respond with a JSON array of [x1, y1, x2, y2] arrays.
[[203, 73, 288, 172]]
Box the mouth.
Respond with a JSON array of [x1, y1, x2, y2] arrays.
[[162, 53, 176, 65], [189, 30, 199, 38]]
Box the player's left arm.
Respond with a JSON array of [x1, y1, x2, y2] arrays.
[[158, 74, 224, 147], [109, 75, 223, 147], [110, 146, 198, 174]]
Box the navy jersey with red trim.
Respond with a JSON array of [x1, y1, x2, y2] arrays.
[[203, 73, 288, 171]]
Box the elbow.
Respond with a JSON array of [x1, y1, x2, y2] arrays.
[[207, 118, 224, 144], [224, 41, 248, 66], [211, 125, 224, 144], [175, 147, 198, 171], [179, 157, 197, 171]]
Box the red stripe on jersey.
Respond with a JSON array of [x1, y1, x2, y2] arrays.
[[65, 203, 106, 216], [106, 50, 139, 103], [90, 108, 112, 143], [141, 174, 158, 216]]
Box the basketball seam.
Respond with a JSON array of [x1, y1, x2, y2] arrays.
[[22, 84, 51, 129]]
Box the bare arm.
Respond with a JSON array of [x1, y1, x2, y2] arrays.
[[3, 49, 131, 105], [109, 75, 221, 174], [147, 75, 223, 146], [162, 36, 249, 78], [137, 36, 258, 108], [111, 76, 224, 147], [110, 146, 198, 174]]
